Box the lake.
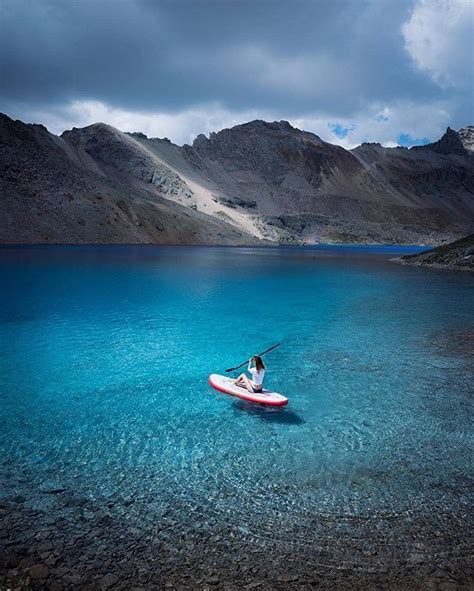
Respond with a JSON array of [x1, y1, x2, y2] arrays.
[[1, 245, 472, 588]]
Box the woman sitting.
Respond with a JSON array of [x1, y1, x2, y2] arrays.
[[234, 355, 265, 393]]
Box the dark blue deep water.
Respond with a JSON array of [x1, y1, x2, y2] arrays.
[[1, 245, 472, 586]]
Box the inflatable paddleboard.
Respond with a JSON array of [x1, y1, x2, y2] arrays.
[[208, 374, 288, 407]]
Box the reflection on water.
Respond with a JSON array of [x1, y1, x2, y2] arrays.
[[232, 400, 305, 425]]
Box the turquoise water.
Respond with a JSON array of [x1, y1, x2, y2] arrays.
[[1, 245, 472, 571]]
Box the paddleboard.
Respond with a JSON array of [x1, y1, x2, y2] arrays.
[[208, 374, 288, 406]]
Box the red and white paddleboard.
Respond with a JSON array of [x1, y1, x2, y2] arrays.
[[208, 374, 288, 407]]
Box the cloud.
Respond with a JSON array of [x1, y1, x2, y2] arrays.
[[402, 0, 474, 89], [3, 99, 269, 145], [291, 100, 452, 149], [0, 0, 472, 145], [4, 97, 452, 151], [0, 0, 424, 113]]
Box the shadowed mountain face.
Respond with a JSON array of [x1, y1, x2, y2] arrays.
[[1, 114, 473, 244]]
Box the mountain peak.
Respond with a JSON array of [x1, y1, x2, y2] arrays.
[[63, 122, 118, 136], [192, 119, 324, 151], [0, 112, 48, 133], [357, 141, 383, 149], [412, 126, 467, 156], [225, 119, 296, 133]]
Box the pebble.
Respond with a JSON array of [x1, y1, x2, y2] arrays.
[[277, 573, 299, 583], [53, 566, 70, 577], [63, 573, 84, 585], [29, 564, 49, 580], [100, 573, 120, 588]]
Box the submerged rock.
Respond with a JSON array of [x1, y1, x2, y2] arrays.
[[29, 564, 49, 580]]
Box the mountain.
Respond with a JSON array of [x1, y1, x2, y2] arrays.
[[0, 114, 255, 244], [394, 234, 474, 271], [1, 113, 473, 245]]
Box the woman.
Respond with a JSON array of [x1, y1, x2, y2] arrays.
[[234, 355, 266, 393]]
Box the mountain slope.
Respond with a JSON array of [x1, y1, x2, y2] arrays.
[[351, 131, 474, 239], [127, 120, 474, 244], [0, 114, 256, 244]]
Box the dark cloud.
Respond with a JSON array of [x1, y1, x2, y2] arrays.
[[0, 0, 472, 141], [0, 1, 435, 108]]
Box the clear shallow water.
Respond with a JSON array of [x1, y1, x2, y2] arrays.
[[1, 246, 473, 571]]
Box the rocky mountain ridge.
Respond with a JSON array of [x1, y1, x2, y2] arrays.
[[0, 114, 255, 244], [1, 113, 473, 244]]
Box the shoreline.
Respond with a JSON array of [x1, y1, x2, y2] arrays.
[[392, 257, 474, 272], [390, 234, 474, 272], [0, 241, 430, 251]]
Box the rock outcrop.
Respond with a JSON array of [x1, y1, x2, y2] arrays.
[[458, 125, 474, 153], [394, 234, 474, 271], [1, 113, 473, 245]]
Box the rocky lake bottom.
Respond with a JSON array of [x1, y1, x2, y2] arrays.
[[1, 245, 472, 589]]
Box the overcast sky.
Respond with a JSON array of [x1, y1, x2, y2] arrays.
[[1, 0, 473, 147]]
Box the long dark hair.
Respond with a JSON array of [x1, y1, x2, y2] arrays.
[[254, 355, 265, 371]]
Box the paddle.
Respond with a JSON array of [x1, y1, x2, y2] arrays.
[[225, 343, 281, 372]]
